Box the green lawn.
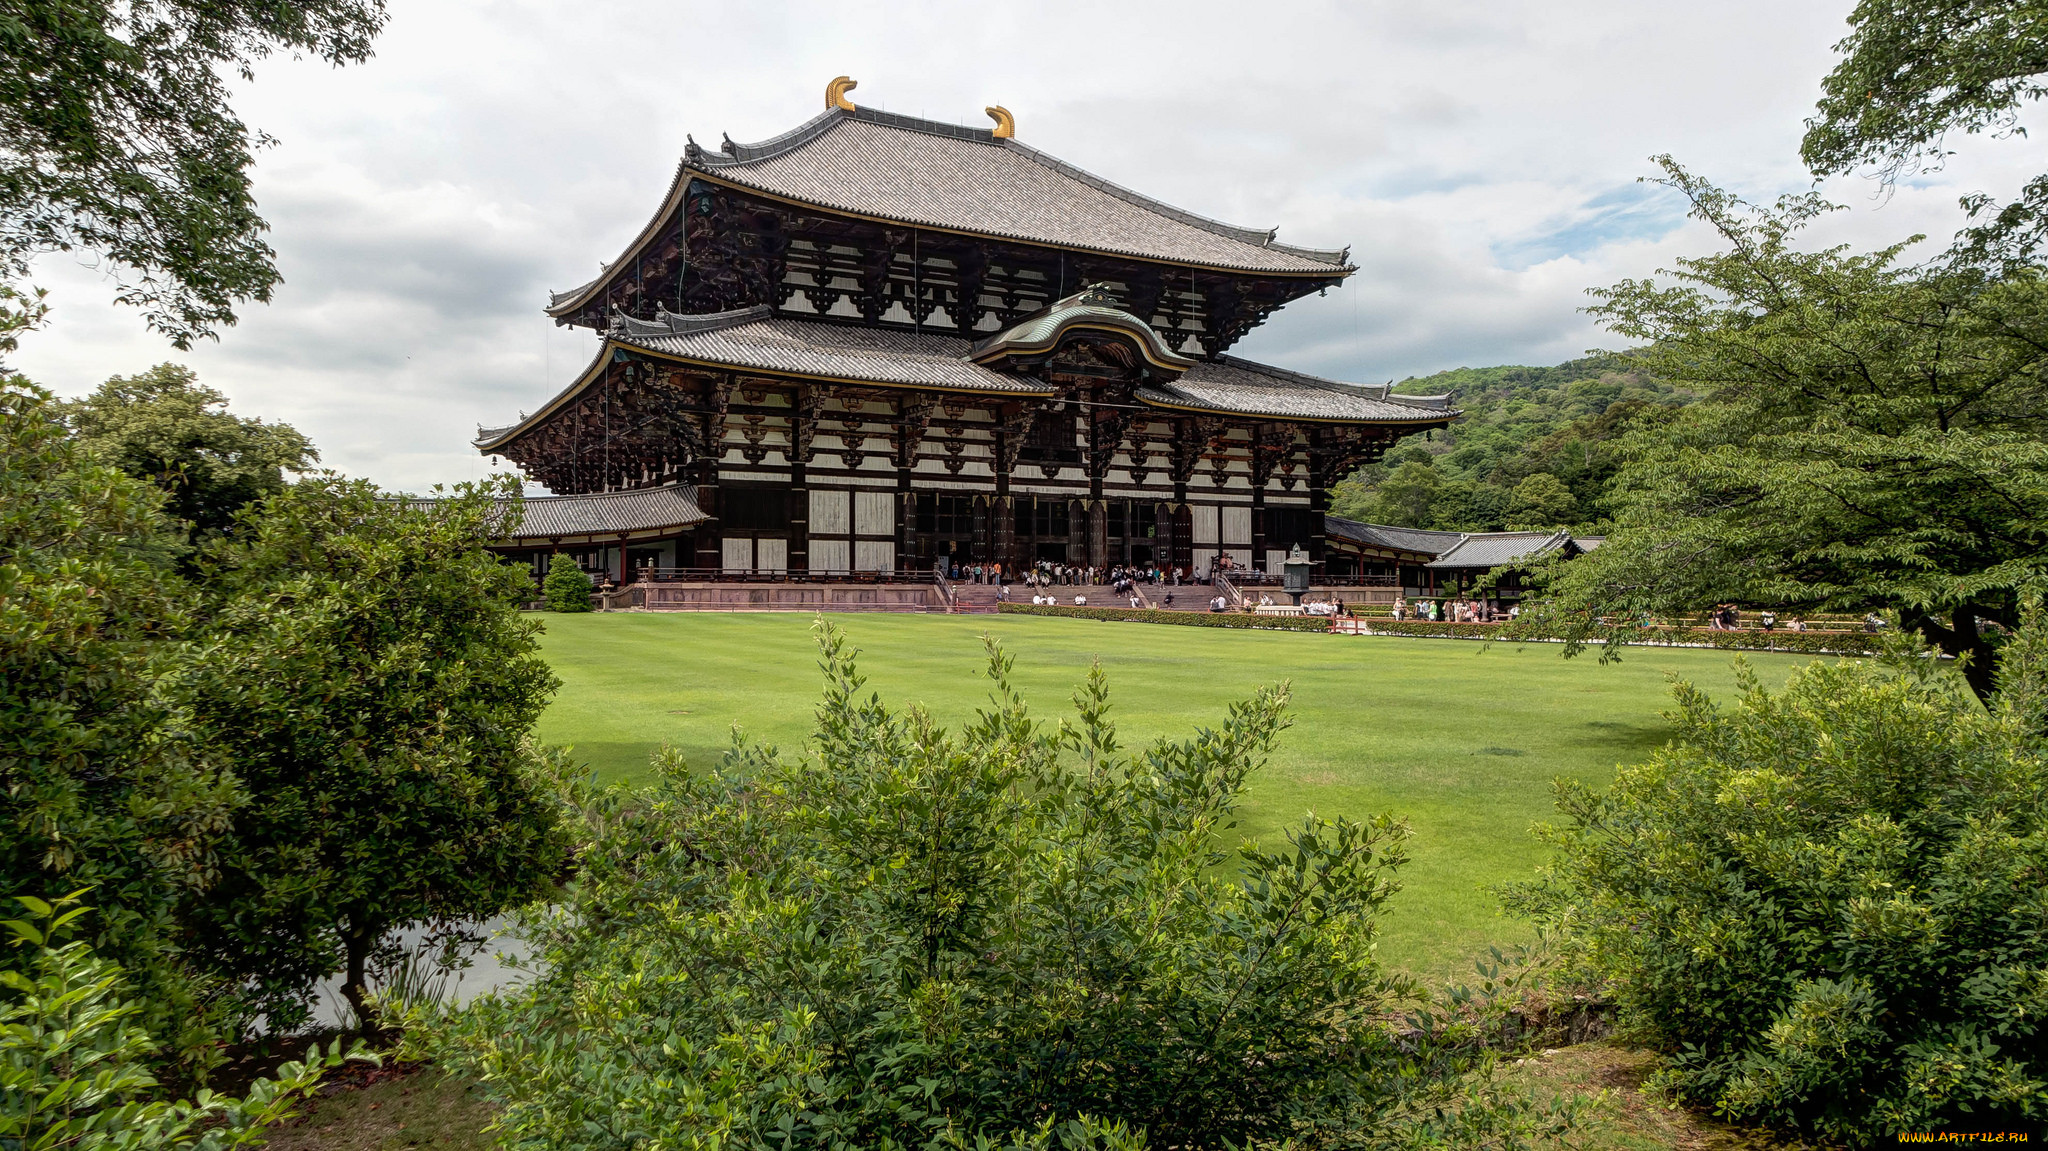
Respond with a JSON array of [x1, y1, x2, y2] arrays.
[[533, 612, 1807, 978]]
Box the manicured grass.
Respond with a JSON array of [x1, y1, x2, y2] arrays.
[[533, 613, 1807, 978]]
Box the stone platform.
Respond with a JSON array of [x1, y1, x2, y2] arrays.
[[639, 581, 941, 613]]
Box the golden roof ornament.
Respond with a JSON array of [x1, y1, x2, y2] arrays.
[[826, 76, 857, 111], [985, 105, 1014, 138]]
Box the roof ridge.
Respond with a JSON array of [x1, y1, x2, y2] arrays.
[[1213, 353, 1390, 398], [691, 106, 851, 165], [613, 305, 772, 341], [695, 105, 1351, 268], [1000, 138, 1349, 266]]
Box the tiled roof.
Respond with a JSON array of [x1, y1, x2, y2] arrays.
[[612, 307, 1054, 394], [685, 107, 1351, 275], [1323, 515, 1465, 557], [1425, 529, 1576, 569], [1137, 357, 1461, 423], [479, 309, 1453, 454], [508, 484, 709, 541]]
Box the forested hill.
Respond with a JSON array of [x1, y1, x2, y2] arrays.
[[1328, 352, 1694, 533]]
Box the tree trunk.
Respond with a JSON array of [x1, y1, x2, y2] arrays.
[[1906, 606, 2000, 705], [338, 922, 381, 1042]]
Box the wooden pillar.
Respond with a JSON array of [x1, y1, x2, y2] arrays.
[[994, 420, 1015, 571], [787, 458, 809, 577], [692, 381, 725, 571], [897, 465, 914, 578], [1250, 484, 1267, 570], [993, 495, 1015, 572], [1307, 477, 1328, 572], [1087, 500, 1108, 570], [692, 468, 720, 570]]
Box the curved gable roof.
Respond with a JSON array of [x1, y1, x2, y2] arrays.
[[968, 287, 1196, 374]]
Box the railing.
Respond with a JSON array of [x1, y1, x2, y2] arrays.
[[932, 569, 957, 612], [638, 566, 926, 584], [1314, 574, 1402, 588], [1212, 571, 1247, 611]]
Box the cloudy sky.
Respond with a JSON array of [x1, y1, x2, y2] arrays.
[[11, 0, 2042, 492]]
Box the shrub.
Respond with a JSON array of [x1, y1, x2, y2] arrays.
[[415, 622, 1569, 1150], [0, 893, 365, 1149], [996, 602, 1333, 631], [1375, 619, 1883, 655], [1508, 631, 2048, 1142], [543, 552, 591, 612]]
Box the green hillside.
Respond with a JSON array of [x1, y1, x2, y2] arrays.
[[1330, 353, 1694, 532]]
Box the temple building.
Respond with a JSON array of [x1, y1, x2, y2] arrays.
[[475, 79, 1456, 584]]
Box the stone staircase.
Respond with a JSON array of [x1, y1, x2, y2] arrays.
[[1022, 583, 1168, 610], [948, 582, 1005, 613]]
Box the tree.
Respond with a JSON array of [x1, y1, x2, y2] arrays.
[[0, 0, 389, 347], [1507, 623, 2048, 1142], [177, 476, 569, 1037], [413, 624, 1572, 1150], [542, 552, 591, 613], [1505, 473, 1577, 529], [1359, 456, 1442, 527], [1804, 0, 2048, 269], [0, 378, 237, 1067], [1522, 160, 2048, 703], [62, 364, 315, 540]]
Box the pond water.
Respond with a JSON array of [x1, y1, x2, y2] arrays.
[[290, 915, 538, 1031]]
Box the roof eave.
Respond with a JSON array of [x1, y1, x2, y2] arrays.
[[1132, 392, 1460, 426]]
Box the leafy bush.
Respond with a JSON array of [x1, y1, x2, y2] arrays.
[[0, 893, 366, 1150], [543, 552, 591, 613], [415, 623, 1568, 1150], [996, 603, 1333, 631], [1508, 633, 2048, 1142], [1380, 618, 1884, 655]]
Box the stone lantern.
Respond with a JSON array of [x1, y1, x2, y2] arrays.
[[1282, 545, 1311, 606]]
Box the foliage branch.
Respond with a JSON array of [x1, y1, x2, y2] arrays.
[[0, 0, 389, 347], [1804, 0, 2048, 269], [0, 892, 371, 1150]]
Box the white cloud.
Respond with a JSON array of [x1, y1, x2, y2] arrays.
[[9, 0, 2037, 490]]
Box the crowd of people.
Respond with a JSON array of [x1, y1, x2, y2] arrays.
[[944, 560, 1870, 631], [944, 560, 1194, 588], [1389, 597, 1516, 623], [1707, 604, 1823, 632]]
